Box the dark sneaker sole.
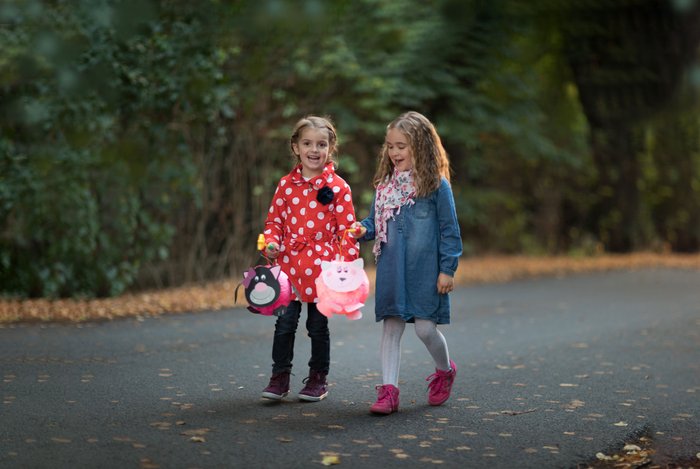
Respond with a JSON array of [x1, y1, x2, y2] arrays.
[[261, 391, 288, 400], [298, 392, 328, 402]]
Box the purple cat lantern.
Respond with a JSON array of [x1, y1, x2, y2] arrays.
[[235, 234, 293, 317], [237, 264, 293, 317], [315, 257, 369, 320]]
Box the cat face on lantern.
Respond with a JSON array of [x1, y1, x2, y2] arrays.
[[319, 258, 366, 292], [244, 265, 282, 307]]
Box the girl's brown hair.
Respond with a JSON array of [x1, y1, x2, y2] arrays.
[[373, 111, 451, 197], [290, 115, 339, 168]]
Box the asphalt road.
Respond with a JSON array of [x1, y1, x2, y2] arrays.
[[1, 269, 699, 468]]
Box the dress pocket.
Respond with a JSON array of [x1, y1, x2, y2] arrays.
[[413, 199, 432, 219]]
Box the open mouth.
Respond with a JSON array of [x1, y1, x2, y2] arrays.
[[250, 289, 275, 306]]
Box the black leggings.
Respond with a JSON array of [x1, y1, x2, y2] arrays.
[[271, 301, 330, 374]]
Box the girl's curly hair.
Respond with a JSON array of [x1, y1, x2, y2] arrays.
[[373, 111, 451, 196]]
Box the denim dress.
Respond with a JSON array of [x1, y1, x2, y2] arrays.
[[359, 178, 462, 324]]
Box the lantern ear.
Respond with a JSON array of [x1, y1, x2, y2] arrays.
[[321, 260, 332, 271], [242, 268, 255, 288], [269, 265, 281, 278], [351, 258, 364, 269]]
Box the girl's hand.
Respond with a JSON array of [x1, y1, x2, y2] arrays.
[[265, 242, 280, 259], [347, 222, 366, 238], [437, 272, 454, 295]]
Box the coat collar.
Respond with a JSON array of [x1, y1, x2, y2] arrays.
[[290, 163, 335, 189]]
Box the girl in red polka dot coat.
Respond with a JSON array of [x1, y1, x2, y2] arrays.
[[261, 116, 360, 402]]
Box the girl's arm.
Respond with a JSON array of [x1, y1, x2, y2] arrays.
[[263, 183, 286, 247], [356, 193, 377, 241], [335, 184, 360, 260], [436, 179, 462, 277]]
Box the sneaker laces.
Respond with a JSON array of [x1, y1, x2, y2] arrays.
[[302, 372, 326, 389], [375, 385, 397, 404], [426, 368, 452, 392]]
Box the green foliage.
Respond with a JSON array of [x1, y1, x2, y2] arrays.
[[0, 0, 193, 297], [1, 0, 699, 298]]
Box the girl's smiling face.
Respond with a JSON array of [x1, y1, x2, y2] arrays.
[[292, 127, 331, 178], [385, 128, 413, 172]]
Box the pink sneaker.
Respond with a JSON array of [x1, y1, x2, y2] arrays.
[[426, 360, 457, 406], [261, 371, 290, 400], [370, 384, 400, 415]]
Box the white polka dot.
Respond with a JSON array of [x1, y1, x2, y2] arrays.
[[307, 249, 313, 257], [338, 224, 347, 230], [346, 214, 354, 222], [326, 223, 331, 231], [280, 180, 287, 186], [291, 250, 298, 256], [309, 201, 317, 209], [291, 217, 297, 225], [305, 287, 313, 295], [264, 229, 271, 234], [269, 207, 274, 213], [348, 248, 357, 256], [323, 250, 329, 256], [283, 256, 290, 263], [300, 208, 306, 216], [274, 218, 282, 224], [314, 259, 321, 265], [313, 297, 319, 302], [285, 188, 293, 195], [305, 268, 313, 276], [317, 212, 325, 220], [292, 197, 300, 205], [276, 198, 283, 206], [333, 186, 340, 193], [327, 177, 332, 183], [315, 245, 322, 252], [303, 189, 309, 196], [344, 194, 351, 202], [298, 227, 304, 235], [306, 220, 315, 228], [337, 205, 344, 213], [290, 267, 296, 275]]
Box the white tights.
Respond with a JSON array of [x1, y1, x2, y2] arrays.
[[380, 316, 451, 387]]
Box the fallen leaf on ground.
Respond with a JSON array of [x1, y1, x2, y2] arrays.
[[321, 455, 340, 466]]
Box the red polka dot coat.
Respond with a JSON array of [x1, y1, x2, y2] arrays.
[[264, 163, 359, 302]]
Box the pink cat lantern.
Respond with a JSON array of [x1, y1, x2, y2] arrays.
[[315, 258, 369, 320]]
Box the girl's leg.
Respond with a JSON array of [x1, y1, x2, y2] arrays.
[[271, 300, 302, 373], [414, 319, 451, 371], [306, 302, 330, 373], [381, 317, 406, 386]]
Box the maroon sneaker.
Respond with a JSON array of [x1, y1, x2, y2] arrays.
[[426, 360, 457, 406], [261, 371, 290, 400], [370, 384, 399, 415], [298, 370, 328, 402]]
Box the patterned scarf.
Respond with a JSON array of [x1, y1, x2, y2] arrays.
[[373, 169, 416, 259]]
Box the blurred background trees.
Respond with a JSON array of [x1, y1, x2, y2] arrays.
[[1, 0, 699, 298]]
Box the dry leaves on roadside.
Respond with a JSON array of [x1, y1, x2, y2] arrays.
[[2, 253, 699, 323]]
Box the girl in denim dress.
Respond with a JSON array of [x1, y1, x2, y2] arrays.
[[353, 111, 462, 414]]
